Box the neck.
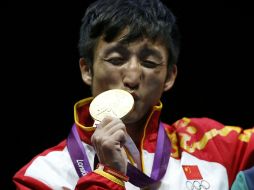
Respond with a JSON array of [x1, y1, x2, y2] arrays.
[[125, 116, 148, 148]]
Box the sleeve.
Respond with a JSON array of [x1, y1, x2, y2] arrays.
[[13, 175, 52, 190], [219, 126, 254, 186], [12, 140, 126, 190], [172, 117, 254, 187], [13, 166, 125, 190], [75, 170, 125, 190]]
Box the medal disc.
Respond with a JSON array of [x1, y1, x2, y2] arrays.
[[89, 89, 134, 122]]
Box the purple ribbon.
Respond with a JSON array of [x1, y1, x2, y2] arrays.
[[67, 125, 92, 176], [67, 122, 171, 188], [127, 122, 171, 187]]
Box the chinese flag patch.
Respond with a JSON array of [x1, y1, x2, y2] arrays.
[[182, 165, 203, 180]]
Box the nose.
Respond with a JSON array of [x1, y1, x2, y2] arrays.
[[122, 57, 142, 90]]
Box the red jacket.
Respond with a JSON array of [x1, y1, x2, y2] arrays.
[[13, 98, 254, 190]]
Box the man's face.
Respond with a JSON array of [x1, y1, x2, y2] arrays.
[[80, 32, 177, 125]]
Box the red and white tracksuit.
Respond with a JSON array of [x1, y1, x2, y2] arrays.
[[13, 97, 254, 190]]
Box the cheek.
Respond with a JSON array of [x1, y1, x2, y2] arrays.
[[143, 70, 167, 102], [92, 65, 122, 95], [145, 70, 167, 91]]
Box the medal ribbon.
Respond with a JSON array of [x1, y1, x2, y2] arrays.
[[67, 122, 171, 188], [67, 125, 92, 175]]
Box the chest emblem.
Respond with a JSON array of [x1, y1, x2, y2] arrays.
[[182, 165, 210, 190]]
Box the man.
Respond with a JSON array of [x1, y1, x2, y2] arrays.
[[13, 0, 254, 189]]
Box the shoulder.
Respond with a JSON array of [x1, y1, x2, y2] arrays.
[[172, 117, 226, 130], [13, 140, 78, 189], [14, 140, 70, 180], [13, 139, 98, 189], [171, 117, 254, 139], [171, 117, 249, 135]]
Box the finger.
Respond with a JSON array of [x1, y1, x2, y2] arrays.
[[91, 134, 105, 163], [97, 116, 115, 128], [110, 129, 127, 146], [96, 117, 127, 136], [103, 121, 126, 136]]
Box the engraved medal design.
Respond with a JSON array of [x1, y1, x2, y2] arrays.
[[89, 89, 141, 169], [89, 89, 134, 124]]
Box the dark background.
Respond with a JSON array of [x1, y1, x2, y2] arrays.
[[3, 1, 253, 189]]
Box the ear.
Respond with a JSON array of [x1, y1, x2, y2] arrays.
[[163, 64, 177, 91], [79, 58, 92, 86]]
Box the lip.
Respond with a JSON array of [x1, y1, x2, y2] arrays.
[[120, 88, 139, 100], [129, 91, 139, 101]]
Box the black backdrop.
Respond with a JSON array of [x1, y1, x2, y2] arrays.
[[3, 1, 253, 189]]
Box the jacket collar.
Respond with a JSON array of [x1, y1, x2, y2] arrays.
[[73, 97, 163, 147]]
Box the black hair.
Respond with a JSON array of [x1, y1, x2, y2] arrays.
[[78, 0, 180, 71]]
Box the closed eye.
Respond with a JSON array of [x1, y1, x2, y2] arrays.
[[141, 60, 162, 68], [103, 58, 126, 66]]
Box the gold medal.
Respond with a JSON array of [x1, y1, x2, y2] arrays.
[[89, 89, 134, 124]]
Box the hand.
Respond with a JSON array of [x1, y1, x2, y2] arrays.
[[91, 116, 128, 174]]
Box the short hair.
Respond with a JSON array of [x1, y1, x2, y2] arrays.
[[78, 0, 180, 71]]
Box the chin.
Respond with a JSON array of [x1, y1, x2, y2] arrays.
[[122, 116, 136, 125], [122, 110, 147, 126], [121, 112, 138, 123]]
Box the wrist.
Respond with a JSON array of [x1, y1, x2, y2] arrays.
[[96, 163, 129, 182]]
